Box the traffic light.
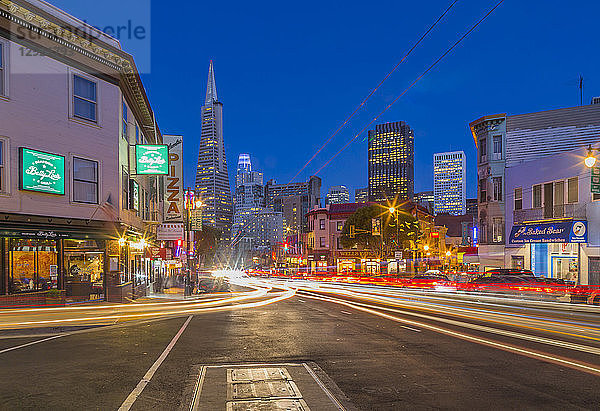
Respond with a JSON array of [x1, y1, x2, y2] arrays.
[[177, 238, 182, 247]]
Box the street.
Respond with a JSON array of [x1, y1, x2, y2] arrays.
[[0, 280, 598, 410]]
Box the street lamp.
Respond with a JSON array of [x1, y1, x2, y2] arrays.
[[585, 145, 600, 168]]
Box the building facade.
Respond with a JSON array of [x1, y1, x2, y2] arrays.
[[471, 104, 600, 274], [194, 61, 233, 242], [433, 151, 466, 215], [327, 185, 349, 205], [368, 121, 414, 202], [0, 0, 165, 303]]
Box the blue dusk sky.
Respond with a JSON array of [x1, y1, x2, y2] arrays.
[[51, 0, 600, 200]]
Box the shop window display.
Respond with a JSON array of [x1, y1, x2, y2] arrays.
[[9, 239, 58, 293], [64, 240, 105, 299]]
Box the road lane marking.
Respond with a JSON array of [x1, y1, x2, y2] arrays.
[[401, 325, 421, 332], [303, 291, 600, 355], [301, 293, 600, 376], [0, 333, 70, 354], [118, 316, 193, 411]]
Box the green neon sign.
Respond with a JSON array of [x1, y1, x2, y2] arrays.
[[135, 145, 168, 175], [20, 148, 65, 195]]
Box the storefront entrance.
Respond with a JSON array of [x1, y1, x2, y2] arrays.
[[8, 239, 58, 293]]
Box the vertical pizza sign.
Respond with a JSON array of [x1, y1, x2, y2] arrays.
[[163, 135, 184, 223]]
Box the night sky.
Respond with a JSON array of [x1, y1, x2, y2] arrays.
[[52, 0, 600, 200]]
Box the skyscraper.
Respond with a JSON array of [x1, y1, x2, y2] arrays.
[[327, 185, 350, 205], [368, 121, 414, 202], [433, 151, 466, 215], [232, 154, 264, 242], [195, 61, 233, 241], [355, 188, 368, 203]]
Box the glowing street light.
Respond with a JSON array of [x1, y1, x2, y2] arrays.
[[584, 144, 600, 168], [423, 245, 430, 251], [445, 250, 451, 257], [389, 206, 396, 214]]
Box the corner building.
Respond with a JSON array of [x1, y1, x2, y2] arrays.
[[368, 121, 414, 202], [0, 0, 166, 304]]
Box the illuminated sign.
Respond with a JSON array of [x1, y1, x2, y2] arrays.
[[135, 145, 168, 175], [162, 135, 184, 222], [371, 218, 381, 236], [509, 220, 587, 244], [20, 148, 65, 195], [430, 232, 439, 238]]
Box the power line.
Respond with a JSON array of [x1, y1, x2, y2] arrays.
[[312, 0, 505, 176], [287, 0, 459, 184]]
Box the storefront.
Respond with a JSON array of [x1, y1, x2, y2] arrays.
[[508, 220, 587, 282], [0, 225, 111, 303]]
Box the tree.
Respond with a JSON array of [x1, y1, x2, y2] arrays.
[[194, 226, 221, 267], [340, 204, 422, 257]]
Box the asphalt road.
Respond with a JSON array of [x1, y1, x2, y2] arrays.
[[0, 288, 598, 410]]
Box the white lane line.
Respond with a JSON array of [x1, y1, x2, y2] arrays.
[[340, 310, 352, 315], [303, 294, 600, 376], [118, 315, 193, 411], [298, 299, 306, 303], [401, 325, 421, 333], [0, 333, 70, 354]]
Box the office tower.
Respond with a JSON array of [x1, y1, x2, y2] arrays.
[[327, 185, 350, 205], [368, 121, 414, 202], [232, 154, 264, 241], [355, 188, 368, 203], [195, 61, 233, 241], [433, 151, 466, 215], [264, 176, 321, 232], [415, 191, 435, 213]]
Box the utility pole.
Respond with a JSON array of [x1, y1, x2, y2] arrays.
[[579, 75, 584, 106]]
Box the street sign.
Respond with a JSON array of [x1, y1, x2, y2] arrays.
[[20, 148, 65, 195], [371, 218, 381, 236], [592, 166, 600, 194], [135, 144, 169, 175]]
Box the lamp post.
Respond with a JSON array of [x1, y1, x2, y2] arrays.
[[585, 145, 600, 168], [183, 189, 202, 296], [388, 206, 400, 275]]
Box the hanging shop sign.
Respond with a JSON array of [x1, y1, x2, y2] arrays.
[[19, 148, 65, 195], [191, 209, 203, 231], [130, 180, 140, 211], [371, 218, 381, 236], [592, 166, 600, 194], [135, 145, 169, 175], [509, 220, 587, 244], [162, 135, 184, 223]]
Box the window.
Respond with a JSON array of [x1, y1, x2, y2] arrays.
[[135, 123, 140, 144], [73, 157, 98, 204], [0, 42, 5, 96], [493, 177, 502, 201], [319, 237, 326, 247], [514, 187, 522, 210], [533, 184, 542, 208], [568, 177, 578, 203], [319, 219, 325, 230], [122, 101, 128, 139], [492, 217, 503, 243], [493, 135, 502, 155], [479, 138, 487, 162], [0, 139, 4, 192], [122, 166, 129, 209], [479, 179, 487, 203], [337, 221, 343, 232], [73, 75, 97, 122]]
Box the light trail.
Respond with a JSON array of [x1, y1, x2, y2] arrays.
[[0, 280, 295, 331], [288, 0, 459, 183], [313, 0, 505, 176], [300, 292, 600, 376]]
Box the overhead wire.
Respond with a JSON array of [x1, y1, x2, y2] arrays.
[[312, 0, 506, 176], [287, 0, 460, 184]]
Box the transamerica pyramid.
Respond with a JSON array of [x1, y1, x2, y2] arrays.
[[195, 61, 233, 242]]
